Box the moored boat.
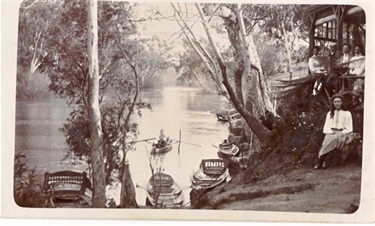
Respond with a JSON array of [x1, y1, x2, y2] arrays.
[[43, 171, 92, 208], [145, 172, 184, 208], [217, 140, 240, 158], [190, 159, 229, 191], [216, 113, 229, 122], [216, 109, 238, 122]]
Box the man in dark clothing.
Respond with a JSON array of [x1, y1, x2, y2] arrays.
[[325, 43, 342, 94]]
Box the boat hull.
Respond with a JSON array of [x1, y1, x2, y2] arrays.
[[218, 144, 240, 158], [146, 172, 184, 208], [43, 171, 92, 208], [191, 168, 228, 190], [216, 113, 229, 122], [151, 140, 173, 154], [189, 159, 229, 207]]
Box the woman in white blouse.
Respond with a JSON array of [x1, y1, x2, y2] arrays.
[[308, 46, 330, 95], [314, 94, 354, 169]]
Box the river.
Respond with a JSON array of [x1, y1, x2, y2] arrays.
[[15, 86, 230, 206]]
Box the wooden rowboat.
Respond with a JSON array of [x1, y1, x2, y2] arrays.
[[151, 138, 173, 154], [145, 172, 184, 208], [43, 171, 92, 208], [216, 113, 229, 122], [217, 140, 240, 158], [190, 159, 229, 191]]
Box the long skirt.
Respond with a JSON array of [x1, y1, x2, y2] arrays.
[[319, 132, 355, 157]]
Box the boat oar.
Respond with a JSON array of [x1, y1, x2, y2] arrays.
[[212, 144, 218, 148], [171, 139, 201, 147], [127, 137, 156, 144]]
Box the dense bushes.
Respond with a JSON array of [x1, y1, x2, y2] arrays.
[[13, 153, 45, 207]]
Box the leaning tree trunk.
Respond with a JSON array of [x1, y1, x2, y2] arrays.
[[222, 8, 245, 106], [115, 41, 141, 208], [87, 0, 106, 208], [235, 5, 276, 117], [195, 4, 272, 143]]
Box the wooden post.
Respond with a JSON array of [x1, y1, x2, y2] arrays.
[[309, 13, 316, 56], [336, 6, 344, 48], [178, 129, 181, 154]]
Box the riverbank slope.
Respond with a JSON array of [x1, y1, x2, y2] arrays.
[[198, 163, 361, 213]]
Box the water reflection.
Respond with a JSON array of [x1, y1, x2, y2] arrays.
[[15, 99, 87, 179], [129, 87, 229, 206], [15, 87, 229, 207]]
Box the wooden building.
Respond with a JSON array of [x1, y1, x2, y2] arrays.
[[306, 5, 366, 54], [306, 5, 366, 92]]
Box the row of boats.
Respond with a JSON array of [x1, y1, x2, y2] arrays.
[[146, 136, 238, 208], [42, 134, 240, 208]]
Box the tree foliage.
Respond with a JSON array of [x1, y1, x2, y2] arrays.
[[24, 0, 170, 207], [17, 0, 63, 98]]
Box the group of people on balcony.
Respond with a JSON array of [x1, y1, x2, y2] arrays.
[[308, 43, 365, 94]]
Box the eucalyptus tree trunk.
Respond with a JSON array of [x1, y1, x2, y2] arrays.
[[236, 5, 276, 117], [87, 0, 106, 208], [195, 4, 272, 143], [281, 21, 294, 80]]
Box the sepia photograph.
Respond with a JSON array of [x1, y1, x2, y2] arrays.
[[1, 0, 374, 223]]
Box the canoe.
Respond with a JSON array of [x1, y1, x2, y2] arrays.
[[43, 171, 92, 208], [145, 172, 184, 208], [190, 159, 229, 191], [151, 139, 173, 154]]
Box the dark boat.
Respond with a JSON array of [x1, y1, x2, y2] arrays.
[[216, 113, 229, 122], [216, 109, 238, 122], [151, 138, 173, 154], [43, 171, 92, 208], [217, 140, 240, 158], [191, 159, 229, 191], [145, 172, 184, 208]]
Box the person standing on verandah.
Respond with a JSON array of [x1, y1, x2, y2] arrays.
[[308, 46, 330, 95], [314, 94, 354, 170], [349, 45, 365, 91]]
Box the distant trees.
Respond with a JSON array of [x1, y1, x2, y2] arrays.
[[17, 0, 63, 98]]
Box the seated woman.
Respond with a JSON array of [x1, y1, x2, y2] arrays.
[[314, 94, 355, 169], [349, 45, 365, 90], [308, 46, 330, 95]]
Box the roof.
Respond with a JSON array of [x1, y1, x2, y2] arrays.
[[306, 4, 365, 24]]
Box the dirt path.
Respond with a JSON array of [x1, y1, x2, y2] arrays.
[[200, 163, 361, 213]]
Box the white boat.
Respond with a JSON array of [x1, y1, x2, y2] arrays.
[[218, 140, 240, 158], [145, 172, 184, 208], [191, 159, 229, 191]]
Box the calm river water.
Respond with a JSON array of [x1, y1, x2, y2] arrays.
[[15, 86, 229, 206]]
